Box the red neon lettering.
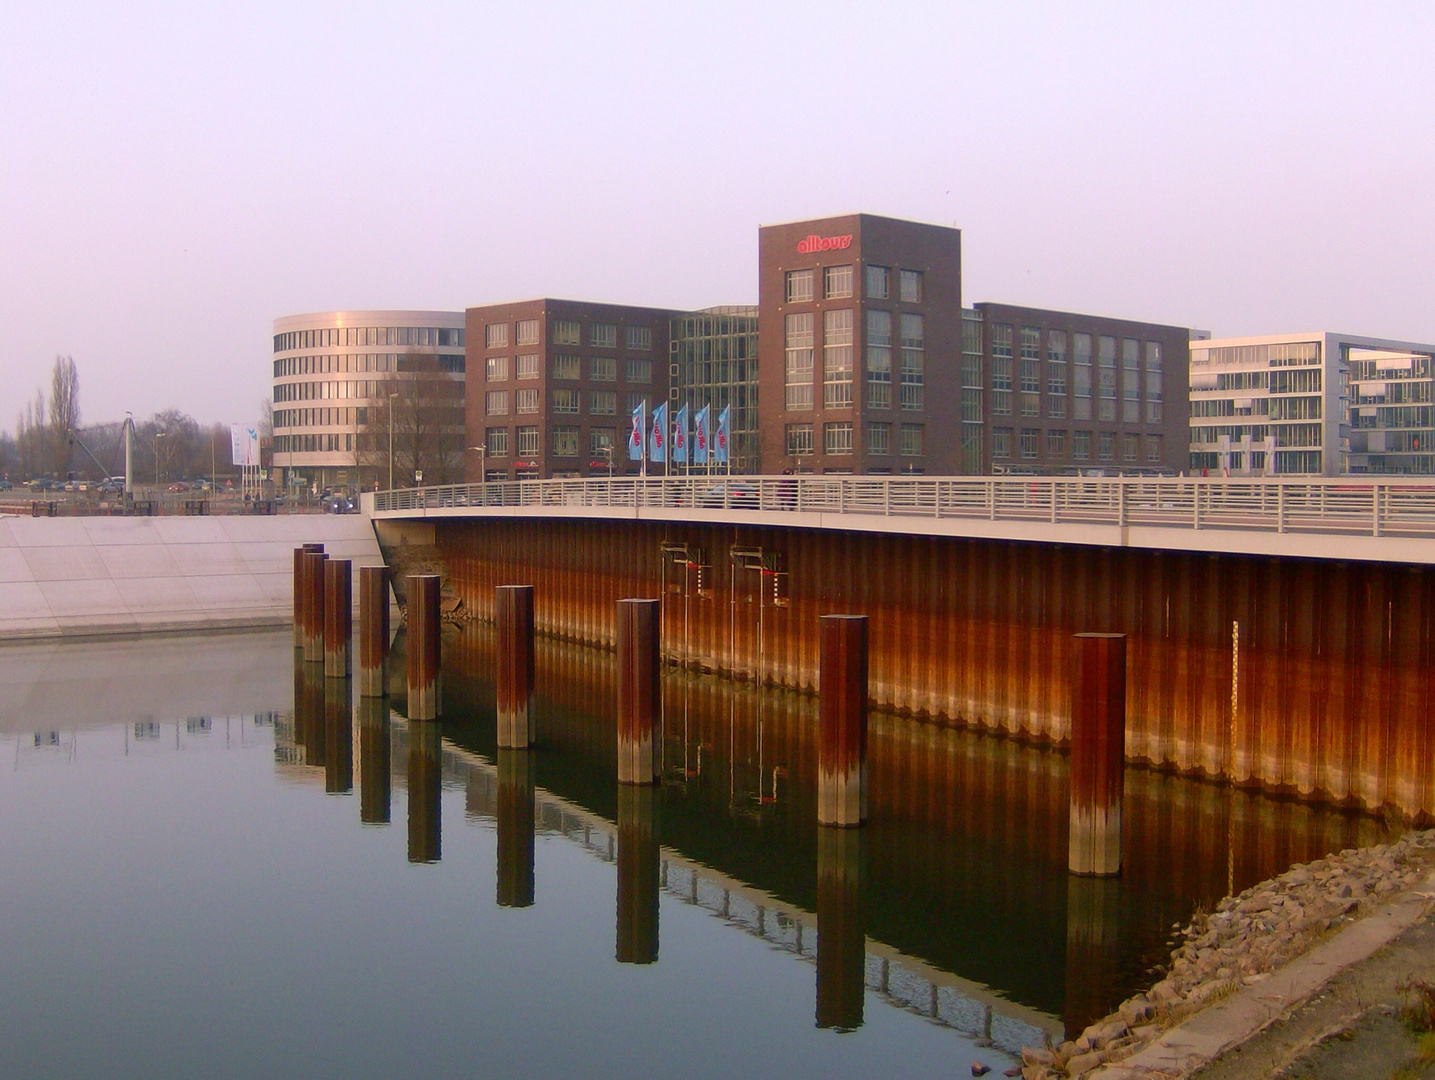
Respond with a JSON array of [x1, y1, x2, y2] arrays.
[[796, 233, 853, 255]]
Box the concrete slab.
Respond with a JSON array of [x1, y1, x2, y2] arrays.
[[0, 548, 35, 584], [9, 518, 94, 547], [0, 521, 18, 548], [150, 517, 231, 545], [164, 541, 250, 576], [23, 544, 110, 582], [96, 543, 183, 580], [111, 575, 203, 616], [185, 573, 271, 611], [80, 517, 165, 546]]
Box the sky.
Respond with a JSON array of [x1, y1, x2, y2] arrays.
[[2, 1, 1433, 429]]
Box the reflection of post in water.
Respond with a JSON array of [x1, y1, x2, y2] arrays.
[[496, 748, 535, 908], [357, 695, 391, 824], [616, 784, 659, 964], [295, 653, 326, 768], [1064, 874, 1123, 1041], [324, 676, 353, 794], [815, 826, 865, 1031], [408, 721, 442, 863]]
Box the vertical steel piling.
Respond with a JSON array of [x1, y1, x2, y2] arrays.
[[616, 784, 659, 964], [324, 559, 352, 678], [818, 614, 869, 827], [406, 574, 442, 720], [357, 694, 391, 824], [496, 748, 536, 908], [407, 718, 442, 863], [323, 674, 353, 794], [496, 585, 536, 748], [358, 566, 390, 698], [616, 598, 661, 784], [1069, 632, 1126, 876], [302, 550, 329, 663], [815, 826, 865, 1030]]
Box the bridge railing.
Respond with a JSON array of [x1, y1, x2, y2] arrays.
[[371, 475, 1435, 539]]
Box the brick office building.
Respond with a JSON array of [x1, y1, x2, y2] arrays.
[[757, 214, 963, 474], [466, 299, 678, 480]]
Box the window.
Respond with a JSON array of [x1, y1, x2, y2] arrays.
[[589, 390, 616, 415], [992, 427, 1011, 458], [898, 269, 923, 304], [551, 320, 581, 345], [552, 426, 579, 456], [627, 393, 646, 415], [516, 388, 540, 414], [486, 427, 509, 457], [516, 426, 540, 457], [1020, 327, 1040, 360], [485, 323, 508, 349], [1020, 429, 1039, 459], [1074, 333, 1093, 421], [627, 358, 651, 383], [824, 421, 853, 455], [552, 389, 580, 414], [786, 423, 814, 456], [626, 326, 651, 350], [866, 310, 891, 408], [591, 323, 617, 348], [485, 390, 509, 415], [517, 354, 540, 380], [516, 319, 539, 346], [785, 269, 814, 303], [1047, 430, 1067, 458], [866, 265, 889, 299], [486, 356, 508, 382], [1074, 431, 1091, 460], [785, 312, 814, 410], [1098, 336, 1117, 422], [900, 423, 924, 457], [1122, 338, 1140, 423], [1145, 436, 1163, 463], [1047, 331, 1067, 419], [899, 313, 923, 410], [1098, 432, 1115, 461], [825, 265, 853, 298], [866, 422, 890, 456], [1020, 334, 1040, 416], [1145, 342, 1163, 424], [823, 309, 854, 408], [590, 427, 616, 458], [1121, 433, 1139, 461], [590, 356, 616, 381], [991, 323, 1012, 415], [552, 355, 580, 380]]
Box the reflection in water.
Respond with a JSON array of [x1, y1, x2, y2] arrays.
[[616, 784, 659, 964], [324, 677, 353, 795], [1064, 875, 1123, 1037], [294, 660, 325, 768], [408, 721, 442, 863], [816, 827, 865, 1032], [357, 696, 391, 825], [496, 749, 535, 908]]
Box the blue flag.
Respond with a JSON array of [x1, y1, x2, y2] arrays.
[[628, 400, 645, 461], [714, 405, 730, 465], [649, 401, 668, 463], [672, 404, 689, 465], [693, 405, 710, 464]]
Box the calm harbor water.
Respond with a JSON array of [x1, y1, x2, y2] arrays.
[[0, 627, 1392, 1078]]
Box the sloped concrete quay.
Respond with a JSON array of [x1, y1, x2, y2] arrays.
[[0, 514, 384, 641]]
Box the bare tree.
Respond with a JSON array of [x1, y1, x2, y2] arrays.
[[16, 391, 47, 479], [356, 352, 465, 487], [48, 355, 80, 478]]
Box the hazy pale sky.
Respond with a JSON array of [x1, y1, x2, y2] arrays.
[[3, 1, 1433, 428]]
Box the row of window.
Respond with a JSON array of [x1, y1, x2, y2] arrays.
[[990, 428, 1165, 463], [274, 326, 463, 353], [784, 422, 924, 458], [274, 353, 466, 378], [482, 425, 619, 459], [274, 406, 464, 430], [485, 355, 652, 384], [485, 389, 663, 417], [484, 320, 653, 351], [991, 326, 1163, 371], [784, 310, 924, 411], [784, 265, 923, 304]]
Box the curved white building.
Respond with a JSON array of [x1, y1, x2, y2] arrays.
[[271, 310, 466, 492]]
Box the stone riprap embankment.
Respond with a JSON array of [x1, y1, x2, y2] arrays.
[[1020, 830, 1435, 1079]]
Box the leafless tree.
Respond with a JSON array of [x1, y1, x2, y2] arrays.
[[48, 355, 80, 477], [16, 391, 47, 479], [356, 352, 465, 487]]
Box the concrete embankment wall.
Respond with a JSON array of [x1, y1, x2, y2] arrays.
[[0, 514, 384, 641]]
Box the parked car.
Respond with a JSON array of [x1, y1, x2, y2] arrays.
[[322, 494, 355, 514], [0, 480, 12, 491], [167, 482, 190, 493]]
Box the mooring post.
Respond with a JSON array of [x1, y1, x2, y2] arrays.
[[358, 566, 390, 697], [323, 674, 353, 795], [816, 826, 865, 1031], [496, 585, 536, 748], [296, 543, 325, 648], [1069, 632, 1126, 876], [616, 598, 661, 785], [302, 550, 328, 663], [496, 748, 536, 908], [357, 694, 391, 825], [616, 784, 659, 964], [818, 615, 869, 827], [407, 718, 442, 863], [406, 574, 442, 720], [324, 559, 352, 678]]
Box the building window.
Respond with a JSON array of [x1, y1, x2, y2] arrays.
[[516, 389, 540, 414], [1047, 430, 1067, 458], [900, 423, 924, 457], [1020, 428, 1039, 459], [1098, 336, 1117, 422], [824, 421, 853, 455], [785, 312, 814, 410], [1073, 333, 1093, 421], [899, 313, 923, 411], [517, 354, 540, 380], [627, 358, 651, 383], [823, 309, 854, 408], [516, 319, 539, 346], [590, 356, 616, 381], [516, 426, 540, 457], [486, 427, 509, 457], [626, 326, 652, 350], [627, 392, 646, 414], [866, 310, 892, 409], [552, 426, 579, 456], [824, 265, 853, 299], [1047, 332, 1067, 419], [552, 355, 580, 380], [785, 423, 814, 456], [1098, 432, 1115, 461], [590, 427, 616, 459], [1121, 433, 1139, 462], [1073, 431, 1091, 460], [1122, 338, 1140, 423], [485, 323, 508, 349], [589, 390, 616, 415], [866, 265, 889, 299], [992, 427, 1012, 458], [866, 422, 890, 456], [1020, 334, 1040, 417], [590, 323, 617, 348], [486, 356, 509, 382], [485, 390, 509, 415], [552, 389, 580, 414], [551, 320, 580, 345], [786, 269, 814, 303], [1020, 326, 1040, 361], [1145, 342, 1163, 425], [899, 270, 923, 304], [1145, 436, 1163, 463]]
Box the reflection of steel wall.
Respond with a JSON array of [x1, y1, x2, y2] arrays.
[[438, 518, 1435, 819]]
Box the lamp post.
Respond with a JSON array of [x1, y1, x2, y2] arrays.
[[388, 392, 398, 491], [468, 444, 486, 481], [155, 431, 165, 488], [599, 443, 614, 477]]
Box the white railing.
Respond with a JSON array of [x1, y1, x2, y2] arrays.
[[370, 475, 1435, 540]]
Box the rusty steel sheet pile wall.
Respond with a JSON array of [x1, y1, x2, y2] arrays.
[[436, 519, 1435, 820]]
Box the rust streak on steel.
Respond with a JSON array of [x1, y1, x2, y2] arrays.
[[302, 550, 329, 664], [819, 614, 869, 827], [358, 566, 389, 697], [496, 748, 535, 908], [495, 585, 536, 748], [616, 598, 661, 784], [357, 695, 391, 824], [615, 784, 659, 964], [815, 826, 865, 1031], [407, 718, 442, 863], [324, 559, 352, 678], [297, 543, 324, 648], [1069, 633, 1126, 876], [406, 574, 442, 720]]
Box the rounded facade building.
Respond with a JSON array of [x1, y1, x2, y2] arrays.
[[271, 310, 466, 493]]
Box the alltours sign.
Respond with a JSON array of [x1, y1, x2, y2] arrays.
[[796, 233, 853, 254]]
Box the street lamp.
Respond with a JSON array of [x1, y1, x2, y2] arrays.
[[467, 444, 486, 481], [388, 392, 398, 491], [155, 431, 165, 487], [598, 443, 614, 477]]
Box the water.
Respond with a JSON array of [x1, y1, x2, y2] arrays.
[[0, 628, 1393, 1078]]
